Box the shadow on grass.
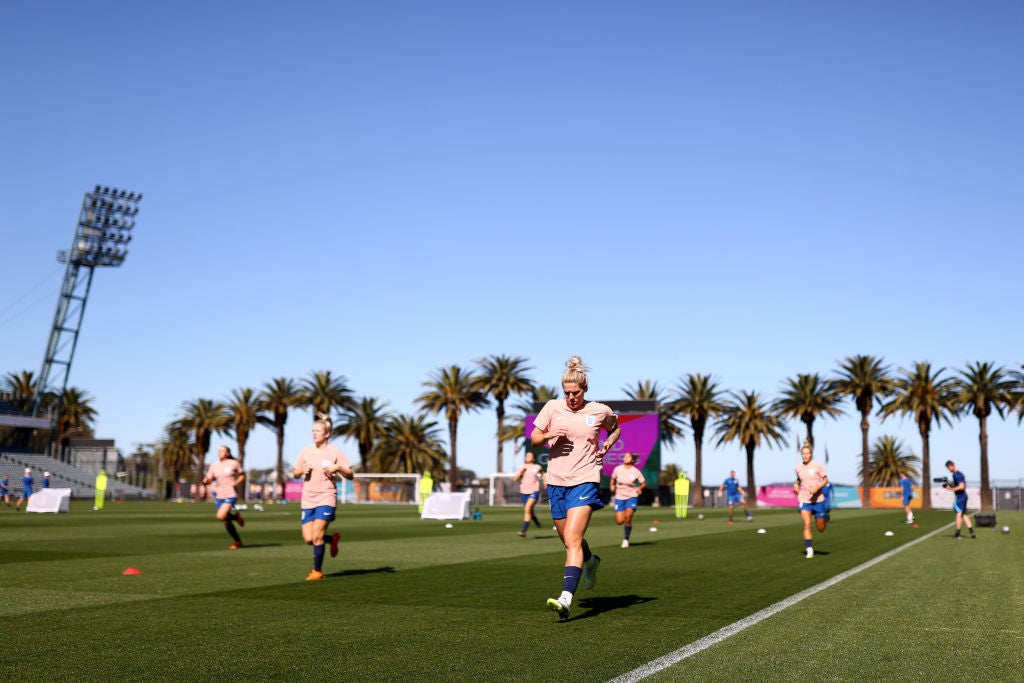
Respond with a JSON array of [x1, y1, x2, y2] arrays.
[[566, 594, 656, 621], [327, 566, 397, 578]]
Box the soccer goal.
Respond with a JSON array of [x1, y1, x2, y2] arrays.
[[488, 473, 522, 507], [339, 473, 420, 505]]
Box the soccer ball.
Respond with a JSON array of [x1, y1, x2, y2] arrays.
[[697, 513, 704, 520], [1001, 525, 1010, 534]]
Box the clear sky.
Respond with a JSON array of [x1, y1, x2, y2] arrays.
[[2, 1, 1022, 489]]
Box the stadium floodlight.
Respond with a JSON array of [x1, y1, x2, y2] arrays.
[[33, 187, 143, 451]]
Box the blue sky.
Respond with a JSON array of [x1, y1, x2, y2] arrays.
[[2, 1, 1022, 488]]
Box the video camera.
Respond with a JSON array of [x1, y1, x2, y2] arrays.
[[933, 476, 952, 488]]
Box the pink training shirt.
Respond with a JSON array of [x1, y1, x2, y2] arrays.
[[295, 443, 352, 509], [611, 464, 645, 500], [794, 459, 828, 504], [533, 399, 617, 487], [516, 462, 543, 495], [206, 459, 244, 500]]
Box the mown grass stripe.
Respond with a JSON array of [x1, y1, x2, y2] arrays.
[[608, 523, 953, 682]]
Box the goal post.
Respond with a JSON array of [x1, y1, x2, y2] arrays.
[[339, 473, 420, 505], [489, 473, 522, 507]]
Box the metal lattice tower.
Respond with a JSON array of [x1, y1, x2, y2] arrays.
[[33, 185, 143, 418]]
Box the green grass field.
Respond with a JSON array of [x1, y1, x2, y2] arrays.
[[1, 501, 1020, 682]]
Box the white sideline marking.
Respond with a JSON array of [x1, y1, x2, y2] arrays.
[[608, 524, 952, 683]]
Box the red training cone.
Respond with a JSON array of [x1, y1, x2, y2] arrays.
[[122, 567, 142, 575]]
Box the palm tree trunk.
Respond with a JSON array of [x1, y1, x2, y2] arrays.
[[496, 400, 505, 473], [978, 414, 990, 510], [919, 420, 931, 510], [860, 411, 872, 509], [275, 424, 285, 502], [692, 420, 705, 507], [745, 440, 757, 503], [448, 417, 459, 491]]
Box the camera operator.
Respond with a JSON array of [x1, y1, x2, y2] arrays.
[[942, 460, 976, 540]]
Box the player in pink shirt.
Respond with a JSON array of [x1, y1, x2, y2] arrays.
[[610, 452, 646, 548], [531, 357, 621, 619], [794, 440, 829, 558], [513, 451, 546, 537], [203, 446, 246, 549], [292, 414, 354, 581]]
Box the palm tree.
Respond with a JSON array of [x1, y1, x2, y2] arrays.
[[472, 355, 534, 473], [713, 390, 789, 499], [156, 423, 193, 498], [2, 370, 39, 412], [860, 435, 920, 486], [1, 370, 42, 449], [622, 379, 686, 451], [334, 396, 393, 471], [830, 355, 893, 509], [258, 377, 303, 498], [670, 374, 726, 507], [55, 386, 97, 461], [224, 386, 262, 472], [1012, 365, 1024, 423], [503, 384, 561, 463], [415, 365, 489, 490], [374, 413, 448, 477], [953, 362, 1015, 509], [175, 398, 229, 494], [301, 370, 354, 421], [772, 373, 844, 448], [879, 362, 957, 509]]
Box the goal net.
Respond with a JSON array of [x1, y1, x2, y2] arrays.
[[339, 473, 421, 505], [488, 473, 522, 507], [421, 491, 471, 520], [26, 488, 72, 513]]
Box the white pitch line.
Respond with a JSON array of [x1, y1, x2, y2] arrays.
[[608, 524, 952, 683]]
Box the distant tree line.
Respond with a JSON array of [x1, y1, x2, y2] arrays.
[[3, 356, 1022, 509]]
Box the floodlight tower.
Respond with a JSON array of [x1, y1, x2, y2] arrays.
[[32, 186, 143, 431]]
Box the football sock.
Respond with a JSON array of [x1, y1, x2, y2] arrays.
[[521, 521, 530, 533], [804, 539, 813, 549], [313, 543, 325, 571], [224, 521, 241, 543], [581, 539, 592, 563], [624, 525, 632, 540], [562, 566, 582, 595]]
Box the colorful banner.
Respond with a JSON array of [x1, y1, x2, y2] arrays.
[[869, 487, 922, 509], [757, 485, 863, 509]]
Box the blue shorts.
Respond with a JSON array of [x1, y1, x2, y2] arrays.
[[799, 501, 829, 519], [214, 497, 238, 508], [902, 494, 913, 506], [548, 483, 604, 520], [301, 505, 336, 524], [614, 497, 639, 513], [953, 496, 968, 514], [521, 492, 539, 504], [727, 494, 743, 506]]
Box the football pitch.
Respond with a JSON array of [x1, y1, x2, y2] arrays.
[[1, 501, 1020, 682]]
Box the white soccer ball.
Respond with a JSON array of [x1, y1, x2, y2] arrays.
[[444, 523, 453, 529], [884, 531, 894, 537], [649, 526, 658, 532], [697, 513, 704, 520], [1001, 525, 1010, 534], [757, 528, 766, 534]]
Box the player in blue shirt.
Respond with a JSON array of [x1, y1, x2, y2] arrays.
[[0, 473, 10, 506], [942, 460, 975, 539], [718, 470, 752, 524], [15, 468, 33, 511], [899, 473, 914, 524]]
